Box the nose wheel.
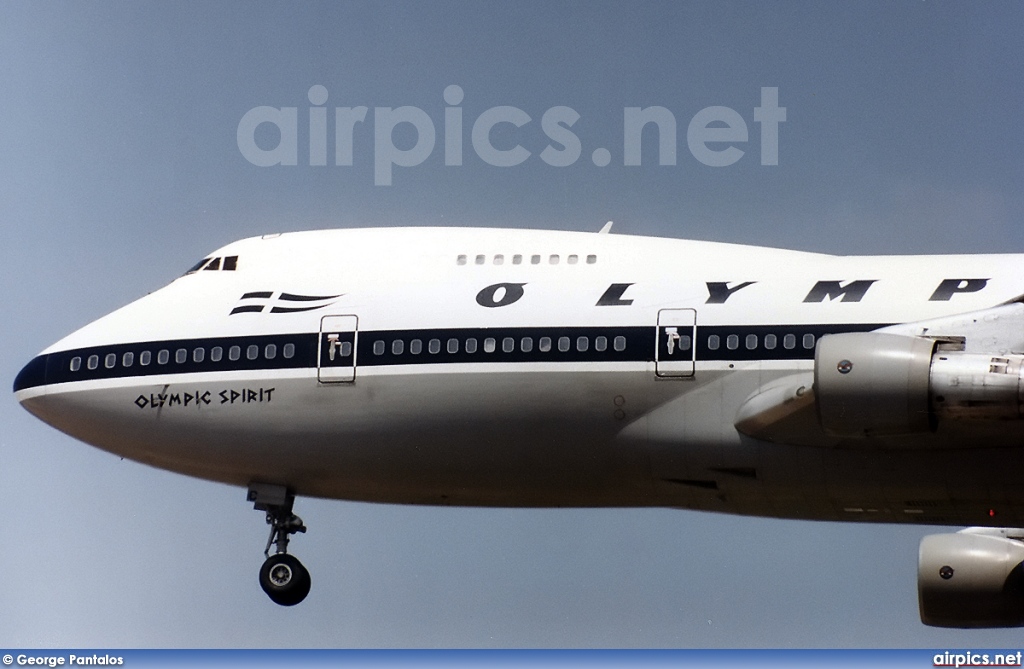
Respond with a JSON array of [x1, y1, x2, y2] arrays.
[[259, 552, 310, 606], [248, 483, 311, 606]]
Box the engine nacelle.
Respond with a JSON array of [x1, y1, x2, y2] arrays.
[[815, 332, 1024, 437], [815, 332, 935, 436], [919, 529, 1024, 628]]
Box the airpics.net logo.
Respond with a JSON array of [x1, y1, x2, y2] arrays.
[[236, 85, 786, 186]]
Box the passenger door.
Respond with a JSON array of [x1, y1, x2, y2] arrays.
[[318, 315, 358, 383], [655, 308, 696, 378]]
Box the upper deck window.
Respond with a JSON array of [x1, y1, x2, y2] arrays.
[[457, 253, 596, 267]]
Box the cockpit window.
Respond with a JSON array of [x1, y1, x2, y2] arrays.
[[183, 255, 239, 275], [184, 258, 211, 275]]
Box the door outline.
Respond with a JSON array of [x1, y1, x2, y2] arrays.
[[318, 314, 358, 383], [655, 308, 696, 378]]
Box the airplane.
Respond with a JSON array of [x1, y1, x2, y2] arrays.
[[13, 224, 1024, 625]]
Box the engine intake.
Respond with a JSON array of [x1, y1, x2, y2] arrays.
[[815, 332, 934, 436], [919, 529, 1024, 628]]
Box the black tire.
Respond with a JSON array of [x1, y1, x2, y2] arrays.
[[259, 554, 311, 606]]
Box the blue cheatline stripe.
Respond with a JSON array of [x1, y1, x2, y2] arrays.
[[14, 333, 320, 392], [12, 322, 887, 392]]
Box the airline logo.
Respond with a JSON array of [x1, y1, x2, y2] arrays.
[[229, 292, 342, 315]]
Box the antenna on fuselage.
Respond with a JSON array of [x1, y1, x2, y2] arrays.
[[598, 221, 614, 234]]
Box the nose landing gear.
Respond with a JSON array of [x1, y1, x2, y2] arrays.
[[248, 483, 311, 606]]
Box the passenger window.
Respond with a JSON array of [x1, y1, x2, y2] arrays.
[[410, 339, 422, 355], [494, 255, 504, 265], [531, 255, 541, 265], [746, 334, 757, 350], [392, 340, 404, 355], [678, 335, 692, 350], [586, 255, 597, 264], [568, 254, 578, 264], [265, 344, 277, 359], [577, 336, 589, 352], [428, 339, 441, 354], [123, 352, 134, 367], [211, 347, 223, 362], [193, 348, 205, 363], [87, 355, 99, 370], [803, 334, 816, 349], [447, 338, 459, 354], [558, 336, 570, 352], [726, 335, 739, 350], [512, 255, 522, 265], [484, 337, 496, 353], [764, 334, 777, 350], [783, 334, 796, 350], [595, 336, 607, 352], [465, 338, 478, 354], [373, 340, 385, 355], [502, 337, 514, 353], [549, 254, 559, 265], [229, 346, 241, 361], [140, 351, 152, 366], [158, 350, 170, 365], [475, 255, 485, 265], [340, 341, 352, 357], [70, 357, 82, 372], [708, 335, 720, 351], [521, 337, 533, 352], [105, 353, 117, 369], [246, 345, 259, 360], [613, 336, 626, 352], [457, 255, 467, 266], [539, 336, 552, 352], [283, 343, 295, 359], [176, 348, 188, 364]]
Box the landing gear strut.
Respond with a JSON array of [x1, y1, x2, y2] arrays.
[[248, 483, 311, 606]]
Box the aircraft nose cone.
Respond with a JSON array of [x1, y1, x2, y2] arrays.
[[13, 353, 48, 396]]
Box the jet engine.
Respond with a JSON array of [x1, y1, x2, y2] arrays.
[[918, 528, 1024, 628], [815, 332, 1024, 437]]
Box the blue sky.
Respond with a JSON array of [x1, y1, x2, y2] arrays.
[[3, 1, 1024, 647]]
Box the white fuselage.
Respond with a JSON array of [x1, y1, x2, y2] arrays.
[[15, 227, 1024, 525]]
